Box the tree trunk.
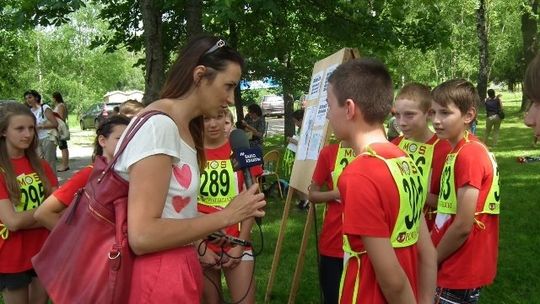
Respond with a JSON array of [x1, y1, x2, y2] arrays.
[[283, 50, 295, 142], [139, 0, 164, 105], [521, 0, 539, 111], [229, 20, 245, 124], [476, 0, 489, 103], [185, 0, 203, 39]]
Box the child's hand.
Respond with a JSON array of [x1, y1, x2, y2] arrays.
[[222, 246, 244, 269], [199, 248, 223, 270], [331, 189, 341, 201]]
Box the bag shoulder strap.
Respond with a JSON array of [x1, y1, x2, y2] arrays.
[[105, 110, 169, 172]]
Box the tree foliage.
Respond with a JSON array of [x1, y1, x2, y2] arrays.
[[0, 2, 144, 114], [2, 0, 538, 119]]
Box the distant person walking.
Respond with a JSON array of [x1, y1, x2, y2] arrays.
[[484, 89, 504, 146], [524, 53, 540, 147], [24, 90, 58, 172], [52, 92, 69, 172]]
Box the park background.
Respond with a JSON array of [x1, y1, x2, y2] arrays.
[[1, 1, 540, 303]]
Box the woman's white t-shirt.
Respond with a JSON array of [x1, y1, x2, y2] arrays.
[[31, 104, 53, 140], [114, 114, 200, 219]]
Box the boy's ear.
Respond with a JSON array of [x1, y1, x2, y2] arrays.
[[344, 98, 356, 120], [463, 107, 477, 124]]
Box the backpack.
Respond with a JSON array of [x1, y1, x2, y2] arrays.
[[55, 116, 70, 140]]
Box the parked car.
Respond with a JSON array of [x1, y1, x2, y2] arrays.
[[79, 102, 122, 130], [261, 95, 284, 117]]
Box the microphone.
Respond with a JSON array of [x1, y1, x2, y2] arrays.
[[229, 129, 264, 225]]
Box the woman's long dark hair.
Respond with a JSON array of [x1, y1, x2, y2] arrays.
[[160, 35, 244, 169], [52, 91, 65, 104], [0, 102, 52, 205]]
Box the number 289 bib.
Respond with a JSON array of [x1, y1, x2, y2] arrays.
[[198, 159, 238, 207]]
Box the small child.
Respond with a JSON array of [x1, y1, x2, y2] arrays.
[[283, 109, 304, 178], [197, 110, 262, 304], [431, 79, 500, 303], [224, 108, 235, 136], [392, 83, 452, 231], [327, 58, 436, 303]]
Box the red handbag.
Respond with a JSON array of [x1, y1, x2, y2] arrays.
[[32, 111, 165, 304]]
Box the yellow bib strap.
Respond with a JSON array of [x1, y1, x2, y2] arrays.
[[332, 143, 356, 189], [339, 249, 366, 304], [0, 223, 8, 240], [473, 212, 487, 230]]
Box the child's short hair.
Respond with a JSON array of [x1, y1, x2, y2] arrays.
[[328, 58, 393, 125], [432, 79, 479, 114], [524, 52, 540, 103], [224, 108, 234, 124], [119, 100, 144, 117], [395, 82, 432, 113]]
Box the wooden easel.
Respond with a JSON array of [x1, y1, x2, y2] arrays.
[[264, 48, 359, 304]]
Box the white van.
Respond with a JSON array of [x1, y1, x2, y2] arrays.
[[261, 95, 284, 117]]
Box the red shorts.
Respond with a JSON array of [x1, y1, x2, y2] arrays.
[[128, 246, 203, 303]]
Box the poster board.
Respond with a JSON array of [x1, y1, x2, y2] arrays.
[[289, 48, 360, 195]]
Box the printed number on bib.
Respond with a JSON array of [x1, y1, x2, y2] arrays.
[[16, 173, 45, 212], [200, 169, 230, 197], [402, 175, 424, 229], [440, 165, 452, 201]]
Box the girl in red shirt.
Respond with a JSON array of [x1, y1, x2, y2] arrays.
[[0, 102, 58, 304], [198, 109, 259, 304], [34, 115, 130, 230]]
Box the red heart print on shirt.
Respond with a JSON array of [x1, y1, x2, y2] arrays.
[[172, 164, 192, 189], [172, 196, 190, 213]]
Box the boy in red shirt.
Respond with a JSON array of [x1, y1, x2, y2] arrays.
[[431, 79, 500, 303], [392, 83, 452, 230], [308, 141, 355, 304], [327, 58, 436, 303]]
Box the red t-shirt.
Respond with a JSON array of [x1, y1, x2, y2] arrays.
[[339, 143, 419, 303], [431, 134, 499, 289], [54, 166, 93, 206], [0, 157, 58, 273], [197, 142, 262, 245], [311, 143, 343, 258]]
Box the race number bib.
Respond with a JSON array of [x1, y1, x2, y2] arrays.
[[15, 172, 45, 212]]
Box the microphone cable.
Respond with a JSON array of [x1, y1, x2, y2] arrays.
[[197, 219, 264, 304]]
